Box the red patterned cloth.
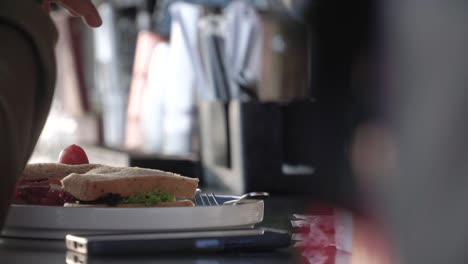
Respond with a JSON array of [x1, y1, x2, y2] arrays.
[[292, 205, 392, 264], [292, 206, 353, 264]]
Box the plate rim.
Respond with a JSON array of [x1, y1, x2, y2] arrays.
[[4, 200, 264, 234]]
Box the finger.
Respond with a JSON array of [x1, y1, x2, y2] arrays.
[[65, 7, 80, 17], [59, 0, 102, 27], [53, 0, 102, 27]]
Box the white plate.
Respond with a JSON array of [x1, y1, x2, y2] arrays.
[[2, 199, 264, 239]]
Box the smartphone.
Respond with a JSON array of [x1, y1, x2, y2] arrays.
[[66, 228, 291, 256], [66, 250, 296, 264]]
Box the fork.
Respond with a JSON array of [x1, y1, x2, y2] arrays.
[[195, 189, 219, 206], [194, 189, 270, 206]]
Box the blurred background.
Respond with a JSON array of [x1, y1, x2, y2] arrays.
[[30, 0, 373, 210]]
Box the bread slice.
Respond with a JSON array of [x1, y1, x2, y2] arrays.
[[21, 163, 102, 181], [63, 200, 195, 207], [61, 166, 199, 201]]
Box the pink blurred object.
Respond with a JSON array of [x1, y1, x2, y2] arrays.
[[292, 206, 353, 264], [293, 206, 392, 264], [125, 32, 166, 150]]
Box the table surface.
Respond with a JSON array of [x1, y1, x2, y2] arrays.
[[0, 197, 310, 264]]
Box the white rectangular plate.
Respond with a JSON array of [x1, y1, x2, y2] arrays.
[[1, 197, 264, 240]]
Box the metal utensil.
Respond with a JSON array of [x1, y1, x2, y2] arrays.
[[223, 192, 270, 205], [196, 191, 220, 206], [194, 189, 269, 206]]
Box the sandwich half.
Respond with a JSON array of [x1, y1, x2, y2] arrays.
[[61, 166, 199, 207], [15, 163, 102, 205]]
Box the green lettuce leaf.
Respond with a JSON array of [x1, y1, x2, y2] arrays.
[[121, 190, 175, 205]]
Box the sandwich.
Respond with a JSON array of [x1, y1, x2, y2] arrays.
[[14, 163, 199, 207], [61, 166, 199, 207], [15, 163, 102, 205]]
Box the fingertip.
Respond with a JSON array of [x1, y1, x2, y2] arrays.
[[84, 14, 102, 27]]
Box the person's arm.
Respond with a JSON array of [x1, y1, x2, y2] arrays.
[[0, 0, 58, 228], [0, 0, 101, 228], [0, 24, 43, 229]]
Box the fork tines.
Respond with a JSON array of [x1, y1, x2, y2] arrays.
[[196, 192, 219, 206]]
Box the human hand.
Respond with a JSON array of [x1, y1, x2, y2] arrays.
[[42, 0, 102, 27]]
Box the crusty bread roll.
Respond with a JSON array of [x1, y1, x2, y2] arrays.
[[63, 200, 195, 208], [61, 166, 199, 201], [21, 163, 102, 181]]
